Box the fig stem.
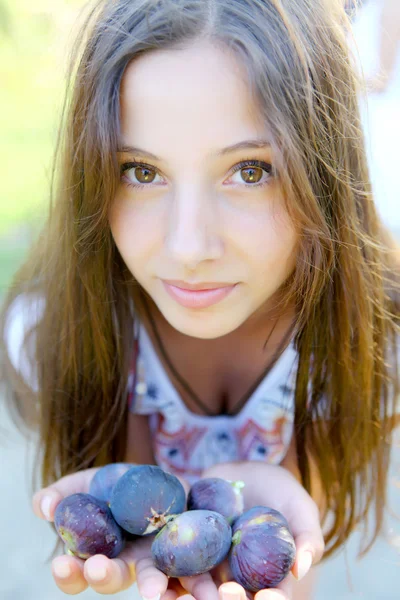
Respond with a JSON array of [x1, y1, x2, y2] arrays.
[[232, 529, 242, 546], [232, 480, 245, 491]]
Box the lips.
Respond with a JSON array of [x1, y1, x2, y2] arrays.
[[163, 279, 235, 291], [162, 280, 237, 309]]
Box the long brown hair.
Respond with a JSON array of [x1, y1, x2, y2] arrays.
[[1, 0, 399, 562]]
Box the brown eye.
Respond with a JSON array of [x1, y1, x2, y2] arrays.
[[132, 166, 157, 184], [120, 161, 163, 189], [229, 160, 274, 189], [240, 166, 264, 184]]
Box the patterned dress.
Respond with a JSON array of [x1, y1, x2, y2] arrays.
[[6, 293, 398, 487], [126, 318, 299, 485]]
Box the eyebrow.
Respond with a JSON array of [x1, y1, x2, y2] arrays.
[[117, 139, 272, 161]]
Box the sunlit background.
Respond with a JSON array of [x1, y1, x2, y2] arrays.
[[0, 0, 84, 293], [1, 0, 400, 598]]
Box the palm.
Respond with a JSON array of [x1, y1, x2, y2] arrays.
[[33, 468, 222, 599], [33, 463, 324, 599]]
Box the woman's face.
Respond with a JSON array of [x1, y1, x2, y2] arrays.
[[109, 40, 298, 339]]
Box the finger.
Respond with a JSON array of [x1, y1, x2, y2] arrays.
[[218, 581, 248, 599], [32, 468, 99, 521], [254, 592, 286, 600], [136, 556, 170, 599], [291, 544, 314, 582], [178, 571, 219, 600], [165, 578, 193, 598], [278, 496, 325, 579], [291, 524, 324, 581], [122, 538, 169, 599], [51, 554, 88, 595], [82, 537, 167, 597], [83, 554, 133, 594]]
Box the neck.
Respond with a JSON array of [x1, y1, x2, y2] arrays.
[[136, 287, 297, 358]]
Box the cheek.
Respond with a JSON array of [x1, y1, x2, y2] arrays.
[[108, 194, 162, 261], [236, 204, 298, 276]]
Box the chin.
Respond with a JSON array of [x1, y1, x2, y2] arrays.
[[164, 305, 247, 340]]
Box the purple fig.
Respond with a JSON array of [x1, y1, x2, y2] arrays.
[[232, 505, 290, 532], [151, 509, 232, 577], [229, 506, 296, 591], [187, 477, 245, 524], [89, 463, 134, 505], [109, 465, 186, 536], [54, 493, 125, 559]]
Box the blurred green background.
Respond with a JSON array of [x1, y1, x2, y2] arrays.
[[0, 0, 85, 297]]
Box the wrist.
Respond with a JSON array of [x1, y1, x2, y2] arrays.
[[201, 461, 299, 510]]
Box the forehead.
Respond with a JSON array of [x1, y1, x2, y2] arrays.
[[119, 41, 268, 160]]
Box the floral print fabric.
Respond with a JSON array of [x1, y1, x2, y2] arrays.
[[127, 321, 299, 485]]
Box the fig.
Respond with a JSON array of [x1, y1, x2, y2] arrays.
[[187, 477, 245, 524], [109, 465, 186, 536], [232, 505, 290, 532], [89, 463, 134, 505], [54, 493, 125, 559], [151, 509, 232, 577], [229, 506, 296, 591]]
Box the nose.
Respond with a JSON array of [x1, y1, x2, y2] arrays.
[[165, 184, 223, 269]]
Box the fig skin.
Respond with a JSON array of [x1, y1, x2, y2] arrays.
[[187, 477, 245, 525], [89, 463, 134, 505], [232, 505, 291, 533], [152, 509, 232, 577], [109, 465, 186, 536], [229, 506, 296, 592], [54, 493, 125, 559]]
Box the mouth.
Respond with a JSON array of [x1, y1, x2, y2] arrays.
[[161, 280, 238, 309], [162, 279, 236, 291]]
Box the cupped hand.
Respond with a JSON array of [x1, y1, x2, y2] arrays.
[[201, 461, 326, 600], [32, 468, 223, 599]]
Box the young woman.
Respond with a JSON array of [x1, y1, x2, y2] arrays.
[[2, 1, 399, 599]]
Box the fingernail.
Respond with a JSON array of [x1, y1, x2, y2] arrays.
[[87, 564, 107, 581], [40, 495, 52, 520], [296, 550, 313, 580], [141, 595, 161, 600], [53, 561, 71, 579]]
